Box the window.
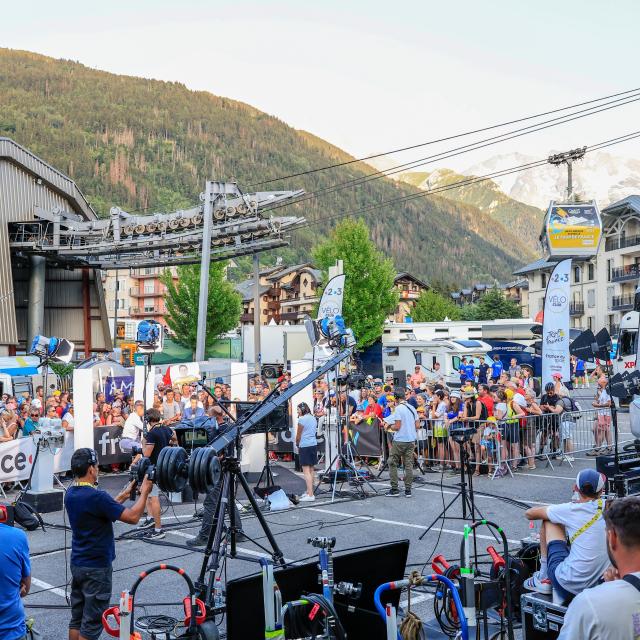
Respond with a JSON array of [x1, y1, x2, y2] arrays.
[[143, 282, 155, 294], [587, 289, 596, 308], [541, 273, 547, 289], [117, 298, 127, 309], [574, 266, 581, 283], [588, 263, 595, 280], [607, 259, 612, 282], [452, 356, 461, 371], [619, 329, 637, 357], [587, 316, 593, 331]]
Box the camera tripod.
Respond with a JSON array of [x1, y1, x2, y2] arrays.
[[419, 434, 487, 540], [194, 440, 285, 608]]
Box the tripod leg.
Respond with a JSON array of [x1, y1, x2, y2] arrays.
[[236, 470, 285, 565], [418, 490, 464, 540]]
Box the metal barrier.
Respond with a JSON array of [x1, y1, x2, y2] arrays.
[[414, 408, 635, 479]]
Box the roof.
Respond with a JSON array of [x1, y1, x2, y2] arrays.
[[235, 279, 270, 302], [0, 137, 97, 221], [265, 262, 321, 282], [602, 195, 640, 218], [450, 292, 461, 299], [501, 278, 529, 290], [461, 289, 472, 295], [394, 272, 429, 289], [512, 257, 558, 276]]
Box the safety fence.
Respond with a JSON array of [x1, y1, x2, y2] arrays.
[[411, 409, 634, 479]]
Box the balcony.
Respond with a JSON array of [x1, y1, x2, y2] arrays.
[[605, 234, 640, 252], [609, 324, 620, 337], [240, 313, 254, 323], [131, 306, 166, 317], [130, 268, 160, 278], [130, 286, 165, 297], [610, 264, 640, 283], [280, 312, 301, 322], [266, 300, 280, 311], [610, 295, 635, 311], [569, 302, 584, 316]]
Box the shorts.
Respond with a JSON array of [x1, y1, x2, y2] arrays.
[[480, 439, 495, 452], [69, 564, 113, 640], [119, 437, 140, 453], [546, 540, 574, 602], [298, 445, 317, 467], [149, 483, 161, 497], [597, 415, 612, 431], [560, 420, 575, 440], [502, 422, 519, 444]]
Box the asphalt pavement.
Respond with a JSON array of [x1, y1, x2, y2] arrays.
[[18, 398, 631, 639]]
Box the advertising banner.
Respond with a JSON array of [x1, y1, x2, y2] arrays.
[[93, 426, 131, 465], [0, 432, 74, 483], [317, 274, 345, 320], [542, 259, 572, 386], [544, 201, 602, 257]]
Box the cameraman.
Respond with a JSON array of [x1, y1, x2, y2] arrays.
[[65, 448, 152, 640], [140, 408, 175, 540]]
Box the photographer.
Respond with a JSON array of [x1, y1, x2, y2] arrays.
[[65, 448, 153, 640], [0, 505, 31, 640], [139, 408, 175, 540]]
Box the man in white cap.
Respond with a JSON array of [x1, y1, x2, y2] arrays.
[[524, 469, 609, 603]]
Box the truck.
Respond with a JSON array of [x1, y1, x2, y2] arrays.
[[382, 337, 492, 388], [241, 324, 313, 379]]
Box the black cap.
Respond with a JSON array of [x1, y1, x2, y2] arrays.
[[71, 448, 98, 476]]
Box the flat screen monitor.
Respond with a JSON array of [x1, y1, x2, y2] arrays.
[[225, 539, 410, 640]]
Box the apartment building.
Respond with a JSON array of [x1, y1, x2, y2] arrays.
[[512, 195, 640, 335], [450, 280, 529, 317]]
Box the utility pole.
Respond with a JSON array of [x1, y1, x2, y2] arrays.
[[195, 181, 216, 362], [253, 253, 261, 370], [548, 146, 587, 201]]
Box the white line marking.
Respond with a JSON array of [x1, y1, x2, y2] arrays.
[[167, 530, 293, 562], [31, 577, 67, 599], [400, 592, 433, 607], [31, 548, 66, 559], [517, 472, 575, 480], [306, 507, 520, 544]]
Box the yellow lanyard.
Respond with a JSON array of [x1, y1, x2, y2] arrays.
[[74, 482, 96, 489], [570, 498, 604, 544]]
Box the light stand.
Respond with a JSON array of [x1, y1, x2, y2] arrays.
[[254, 425, 279, 497]]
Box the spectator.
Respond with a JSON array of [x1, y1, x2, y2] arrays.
[[22, 409, 40, 437], [521, 390, 542, 470], [539, 382, 564, 457], [62, 406, 75, 433], [409, 365, 426, 390], [521, 366, 535, 393], [0, 412, 17, 442], [508, 357, 519, 378], [574, 357, 588, 389], [295, 402, 318, 502], [120, 400, 145, 452], [524, 470, 609, 604], [98, 403, 112, 426], [339, 389, 357, 421], [491, 355, 504, 383], [430, 389, 449, 470], [590, 376, 612, 455], [56, 391, 70, 418], [446, 390, 464, 474], [0, 503, 31, 640], [553, 371, 570, 396], [31, 385, 44, 414], [478, 356, 490, 385], [559, 496, 640, 639], [495, 389, 520, 470], [461, 389, 489, 476], [183, 394, 205, 420], [477, 384, 494, 417], [110, 405, 124, 429]]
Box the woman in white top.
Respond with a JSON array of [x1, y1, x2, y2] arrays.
[[295, 402, 318, 502]]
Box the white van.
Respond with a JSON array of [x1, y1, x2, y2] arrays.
[[382, 338, 492, 388]]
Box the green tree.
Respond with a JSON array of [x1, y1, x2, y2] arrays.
[[313, 219, 398, 348], [161, 261, 242, 355], [412, 289, 461, 322], [460, 288, 521, 321]]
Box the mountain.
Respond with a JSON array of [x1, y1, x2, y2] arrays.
[[398, 168, 545, 247], [463, 151, 640, 209], [0, 48, 537, 287]]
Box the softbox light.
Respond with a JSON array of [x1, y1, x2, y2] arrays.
[[29, 335, 75, 363], [569, 329, 597, 362], [594, 328, 613, 361]]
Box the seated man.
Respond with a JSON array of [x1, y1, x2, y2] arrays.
[[559, 496, 640, 639], [524, 469, 609, 603]]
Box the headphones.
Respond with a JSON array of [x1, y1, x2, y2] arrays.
[[0, 503, 15, 526], [73, 447, 98, 468]]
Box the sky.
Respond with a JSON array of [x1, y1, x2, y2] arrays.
[[3, 0, 640, 173]]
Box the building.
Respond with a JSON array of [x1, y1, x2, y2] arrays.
[[501, 278, 530, 318], [450, 283, 495, 306], [391, 273, 430, 322], [512, 195, 640, 335], [0, 138, 110, 357], [237, 263, 322, 325]]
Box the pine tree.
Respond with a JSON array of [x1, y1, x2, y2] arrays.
[[412, 290, 461, 322], [161, 262, 242, 355], [313, 219, 398, 348]]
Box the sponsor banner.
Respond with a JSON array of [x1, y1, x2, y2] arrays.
[[544, 202, 602, 256], [104, 376, 134, 403], [542, 259, 571, 386], [317, 274, 345, 320], [0, 432, 74, 482], [94, 425, 131, 465]]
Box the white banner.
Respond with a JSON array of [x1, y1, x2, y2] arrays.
[[317, 274, 345, 320], [0, 432, 74, 483], [542, 258, 572, 387]]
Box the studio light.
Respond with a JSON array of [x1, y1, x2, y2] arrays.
[[29, 335, 75, 363]]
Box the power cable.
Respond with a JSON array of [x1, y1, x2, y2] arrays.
[[247, 85, 640, 187], [262, 94, 640, 214], [295, 129, 640, 230]]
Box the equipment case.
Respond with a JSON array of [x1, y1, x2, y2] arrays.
[[521, 592, 567, 639]]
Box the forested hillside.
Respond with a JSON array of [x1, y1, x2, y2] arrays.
[[0, 48, 536, 286]]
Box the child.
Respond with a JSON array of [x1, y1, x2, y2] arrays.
[[480, 416, 499, 475]]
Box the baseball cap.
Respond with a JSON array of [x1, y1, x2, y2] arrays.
[[450, 390, 461, 399], [576, 469, 606, 497], [512, 393, 527, 408], [552, 372, 562, 380]]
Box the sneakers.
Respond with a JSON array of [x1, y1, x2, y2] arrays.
[[145, 528, 166, 540], [404, 489, 413, 498], [135, 516, 154, 530], [299, 493, 316, 502], [386, 489, 401, 497], [523, 571, 552, 595], [186, 535, 209, 548]]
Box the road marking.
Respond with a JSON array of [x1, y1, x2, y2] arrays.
[[306, 507, 520, 544], [31, 577, 68, 599], [517, 472, 575, 480], [400, 592, 433, 607], [167, 529, 293, 562]]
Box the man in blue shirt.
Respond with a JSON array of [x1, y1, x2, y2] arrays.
[[491, 355, 504, 382], [478, 357, 490, 385], [65, 448, 152, 640], [464, 359, 476, 384], [0, 506, 31, 640]]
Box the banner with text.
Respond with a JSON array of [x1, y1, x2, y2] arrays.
[[93, 425, 131, 465], [0, 433, 74, 483], [105, 376, 135, 403], [542, 258, 572, 386]]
